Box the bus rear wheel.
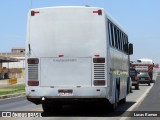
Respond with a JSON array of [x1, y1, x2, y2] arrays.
[[109, 88, 119, 111], [119, 97, 126, 104]]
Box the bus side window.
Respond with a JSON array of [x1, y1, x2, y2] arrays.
[[110, 23, 115, 47], [108, 21, 112, 46]]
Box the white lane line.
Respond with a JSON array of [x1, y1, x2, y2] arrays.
[[32, 107, 43, 111], [120, 84, 154, 120], [127, 84, 153, 111]]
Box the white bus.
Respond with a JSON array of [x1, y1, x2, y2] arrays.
[[25, 6, 133, 112]]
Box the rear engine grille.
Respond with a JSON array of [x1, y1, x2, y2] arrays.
[[28, 64, 38, 80], [94, 64, 105, 80]]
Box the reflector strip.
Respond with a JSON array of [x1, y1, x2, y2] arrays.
[[95, 54, 100, 57], [131, 64, 153, 72], [59, 55, 64, 57]]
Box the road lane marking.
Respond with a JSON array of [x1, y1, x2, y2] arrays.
[[120, 84, 154, 120], [127, 84, 153, 111], [32, 107, 43, 111]]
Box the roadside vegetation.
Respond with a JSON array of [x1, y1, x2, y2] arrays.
[[0, 85, 25, 95]]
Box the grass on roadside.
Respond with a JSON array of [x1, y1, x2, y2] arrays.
[[0, 85, 25, 95]]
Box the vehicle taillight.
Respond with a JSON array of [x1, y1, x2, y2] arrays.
[[94, 80, 105, 86], [94, 54, 100, 57], [146, 77, 151, 80], [135, 76, 138, 80], [93, 58, 105, 63], [28, 81, 39, 86], [93, 9, 102, 15], [31, 11, 40, 16], [59, 55, 64, 57], [27, 58, 39, 64]]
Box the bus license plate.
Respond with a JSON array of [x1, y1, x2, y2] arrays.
[[58, 89, 73, 96]]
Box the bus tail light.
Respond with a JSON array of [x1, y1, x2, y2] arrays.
[[28, 81, 39, 86], [93, 58, 105, 63], [59, 55, 64, 57], [94, 54, 100, 57], [93, 9, 102, 15], [94, 80, 105, 86], [27, 58, 39, 64], [135, 76, 138, 80], [31, 11, 40, 16]]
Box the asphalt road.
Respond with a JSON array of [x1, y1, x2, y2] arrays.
[[127, 76, 160, 120], [0, 78, 157, 120], [132, 76, 160, 111]]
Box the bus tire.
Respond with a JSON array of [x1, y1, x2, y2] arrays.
[[127, 78, 130, 94], [119, 97, 126, 104], [109, 87, 119, 111]]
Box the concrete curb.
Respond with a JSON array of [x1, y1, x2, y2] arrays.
[[0, 92, 25, 99]]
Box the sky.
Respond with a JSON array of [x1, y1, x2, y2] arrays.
[[0, 0, 160, 63]]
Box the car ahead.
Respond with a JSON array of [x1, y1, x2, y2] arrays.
[[129, 68, 139, 90], [138, 72, 151, 86]]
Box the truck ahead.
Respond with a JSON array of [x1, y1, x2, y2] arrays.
[[130, 58, 154, 86]]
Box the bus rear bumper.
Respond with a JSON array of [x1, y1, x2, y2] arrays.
[[26, 86, 109, 104]]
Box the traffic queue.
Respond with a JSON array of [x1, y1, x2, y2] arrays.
[[129, 58, 158, 91]]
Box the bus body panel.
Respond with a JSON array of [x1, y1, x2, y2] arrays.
[[27, 6, 106, 57], [109, 48, 128, 100], [40, 57, 92, 87], [26, 6, 108, 101], [25, 87, 108, 98], [25, 6, 131, 109]]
